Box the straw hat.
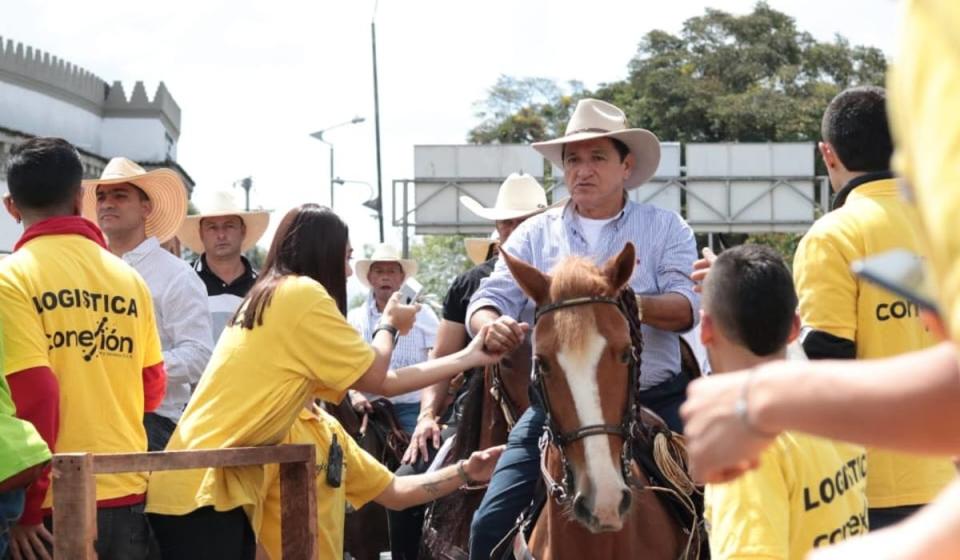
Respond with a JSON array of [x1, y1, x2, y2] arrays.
[[459, 173, 548, 221], [354, 243, 418, 289], [532, 98, 661, 189], [464, 232, 500, 265], [176, 190, 271, 254], [82, 158, 187, 242]]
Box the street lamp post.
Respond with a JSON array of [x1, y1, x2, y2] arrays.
[[332, 177, 380, 214], [309, 116, 365, 209]]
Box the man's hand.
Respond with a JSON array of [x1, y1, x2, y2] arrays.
[[383, 292, 420, 335], [680, 369, 776, 483], [467, 324, 526, 368], [463, 445, 506, 483], [482, 315, 527, 354], [349, 390, 373, 414], [403, 413, 442, 465], [10, 523, 53, 560], [691, 247, 717, 293]]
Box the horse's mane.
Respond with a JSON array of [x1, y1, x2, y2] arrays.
[[547, 257, 609, 350]]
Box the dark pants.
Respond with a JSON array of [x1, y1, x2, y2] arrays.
[[869, 505, 923, 530], [144, 413, 177, 452], [469, 373, 688, 560], [31, 504, 152, 560], [149, 506, 255, 560], [388, 425, 457, 559]]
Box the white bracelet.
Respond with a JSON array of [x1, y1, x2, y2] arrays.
[[734, 370, 775, 437]]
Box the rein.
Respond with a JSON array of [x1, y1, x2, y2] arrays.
[[532, 294, 643, 503]]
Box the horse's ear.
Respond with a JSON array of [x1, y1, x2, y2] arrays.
[[602, 242, 636, 295], [501, 249, 551, 306]]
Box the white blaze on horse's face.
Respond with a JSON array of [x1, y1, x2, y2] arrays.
[[556, 328, 630, 532]]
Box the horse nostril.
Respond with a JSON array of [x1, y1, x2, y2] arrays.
[[573, 494, 591, 521], [618, 489, 632, 516]]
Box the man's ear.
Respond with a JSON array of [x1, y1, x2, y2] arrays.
[[699, 310, 713, 347], [72, 189, 84, 217], [3, 194, 22, 224], [786, 314, 801, 344], [142, 197, 154, 218], [819, 141, 840, 170]]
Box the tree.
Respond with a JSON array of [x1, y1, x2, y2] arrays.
[[409, 235, 472, 306], [469, 2, 886, 144]]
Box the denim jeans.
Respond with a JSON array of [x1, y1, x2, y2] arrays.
[[392, 402, 421, 435], [469, 373, 688, 559], [37, 504, 152, 560], [0, 490, 25, 557]]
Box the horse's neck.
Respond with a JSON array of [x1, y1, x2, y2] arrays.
[[530, 448, 686, 560]]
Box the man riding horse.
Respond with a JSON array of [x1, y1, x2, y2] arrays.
[[465, 98, 700, 558]]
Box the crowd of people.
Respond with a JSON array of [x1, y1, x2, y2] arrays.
[[1, 2, 960, 558]]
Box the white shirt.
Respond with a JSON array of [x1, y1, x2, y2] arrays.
[[123, 237, 214, 421], [347, 292, 439, 404], [577, 213, 619, 250]]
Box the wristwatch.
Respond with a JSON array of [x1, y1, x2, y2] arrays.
[[372, 323, 400, 345]]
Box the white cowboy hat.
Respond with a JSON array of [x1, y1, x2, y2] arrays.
[[459, 172, 548, 221], [532, 98, 661, 189], [176, 190, 271, 254], [82, 157, 187, 243], [354, 243, 418, 290]]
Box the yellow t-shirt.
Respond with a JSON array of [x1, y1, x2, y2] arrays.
[[793, 179, 955, 508], [257, 407, 393, 560], [888, 0, 960, 345], [146, 276, 375, 526], [705, 432, 868, 559], [0, 234, 163, 505]]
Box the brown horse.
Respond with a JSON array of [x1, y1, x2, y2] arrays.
[[500, 243, 704, 560], [419, 343, 532, 559]]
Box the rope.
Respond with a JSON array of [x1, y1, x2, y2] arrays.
[[646, 484, 702, 560], [652, 431, 699, 498]]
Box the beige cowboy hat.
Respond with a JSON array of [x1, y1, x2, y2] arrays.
[[82, 157, 187, 242], [355, 243, 418, 290], [532, 98, 661, 189], [459, 172, 548, 221], [176, 190, 271, 254], [464, 230, 500, 265]]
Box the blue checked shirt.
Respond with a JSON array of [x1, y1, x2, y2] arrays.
[[467, 199, 699, 389]]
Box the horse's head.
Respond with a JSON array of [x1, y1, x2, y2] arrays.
[[502, 243, 637, 533]]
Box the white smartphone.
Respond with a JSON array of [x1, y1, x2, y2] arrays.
[[399, 277, 423, 304], [850, 249, 939, 313]]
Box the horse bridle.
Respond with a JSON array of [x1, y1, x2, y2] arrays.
[[532, 294, 643, 502]]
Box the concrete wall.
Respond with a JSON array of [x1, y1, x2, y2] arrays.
[[0, 81, 103, 152], [101, 117, 174, 162]]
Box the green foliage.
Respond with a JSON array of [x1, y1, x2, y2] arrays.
[[744, 232, 804, 269], [409, 235, 472, 301], [469, 2, 887, 144]]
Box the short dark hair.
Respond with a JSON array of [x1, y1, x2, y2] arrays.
[[233, 204, 349, 329], [703, 244, 797, 356], [6, 137, 83, 212], [820, 86, 892, 172], [561, 137, 631, 162]]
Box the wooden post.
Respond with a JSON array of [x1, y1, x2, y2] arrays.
[[52, 454, 96, 559], [280, 452, 318, 560]]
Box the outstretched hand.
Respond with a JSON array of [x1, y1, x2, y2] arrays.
[[691, 247, 717, 293], [463, 445, 506, 483], [467, 323, 528, 367]]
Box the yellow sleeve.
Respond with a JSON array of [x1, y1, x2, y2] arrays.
[[0, 276, 50, 374], [793, 224, 859, 341], [705, 447, 790, 559], [339, 422, 393, 509], [290, 295, 375, 403], [889, 0, 960, 345], [138, 282, 164, 368]]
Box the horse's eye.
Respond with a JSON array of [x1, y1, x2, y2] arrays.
[[620, 349, 632, 364]]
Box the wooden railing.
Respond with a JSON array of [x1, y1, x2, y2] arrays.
[[52, 444, 317, 559]]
